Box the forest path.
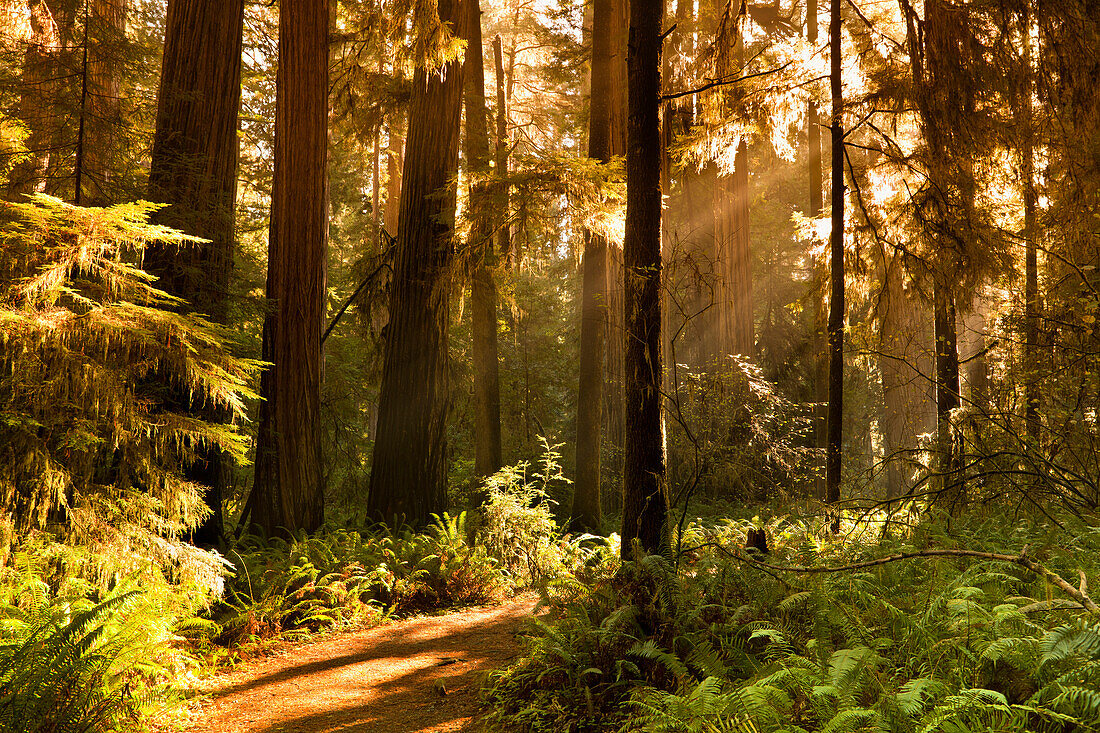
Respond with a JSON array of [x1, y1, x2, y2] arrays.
[[180, 595, 537, 733]]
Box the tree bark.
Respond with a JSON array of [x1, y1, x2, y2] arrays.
[[602, 0, 629, 474], [1020, 8, 1039, 443], [621, 0, 667, 560], [250, 0, 328, 535], [367, 0, 467, 529], [145, 0, 245, 545], [934, 281, 962, 503], [79, 0, 125, 205], [571, 0, 615, 533], [824, 0, 844, 509], [877, 250, 935, 499], [464, 0, 503, 480]]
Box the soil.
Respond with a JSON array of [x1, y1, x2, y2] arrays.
[[179, 595, 538, 733]]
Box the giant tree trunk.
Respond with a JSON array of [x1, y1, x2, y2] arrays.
[[464, 0, 502, 480], [251, 0, 328, 535], [367, 0, 467, 529], [145, 0, 245, 545], [602, 0, 629, 474], [621, 0, 668, 560], [571, 0, 616, 532]]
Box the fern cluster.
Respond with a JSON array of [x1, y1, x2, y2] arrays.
[[212, 511, 515, 649], [485, 511, 1100, 732], [0, 560, 201, 733]]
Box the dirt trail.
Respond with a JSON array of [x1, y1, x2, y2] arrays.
[[181, 595, 537, 733]]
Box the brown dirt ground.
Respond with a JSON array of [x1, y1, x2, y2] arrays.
[[179, 595, 538, 733]]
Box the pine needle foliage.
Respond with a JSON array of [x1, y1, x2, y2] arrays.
[[0, 194, 259, 571]]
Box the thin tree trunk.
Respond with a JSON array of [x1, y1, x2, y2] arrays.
[[145, 0, 245, 545], [824, 0, 844, 510], [384, 120, 404, 237], [934, 282, 962, 504], [251, 0, 328, 535], [621, 0, 667, 560], [730, 138, 752, 356], [367, 0, 467, 529], [464, 0, 502, 480], [1021, 8, 1040, 443], [807, 0, 828, 499], [571, 0, 615, 532]]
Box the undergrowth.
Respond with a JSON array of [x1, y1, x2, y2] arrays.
[[483, 509, 1100, 732]]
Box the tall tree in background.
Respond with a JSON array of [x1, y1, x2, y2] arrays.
[[806, 0, 828, 498], [572, 0, 615, 532], [77, 0, 126, 204], [492, 35, 509, 268], [250, 0, 329, 534], [368, 0, 467, 529], [823, 0, 844, 508], [464, 0, 503, 480], [5, 0, 60, 199], [1018, 4, 1039, 442], [145, 0, 245, 545], [621, 0, 668, 559], [902, 0, 981, 507]]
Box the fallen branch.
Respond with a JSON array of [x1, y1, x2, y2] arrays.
[[689, 543, 1099, 615]]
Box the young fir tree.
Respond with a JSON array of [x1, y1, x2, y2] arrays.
[[0, 195, 256, 560]]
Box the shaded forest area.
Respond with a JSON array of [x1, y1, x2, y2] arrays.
[[2, 0, 1100, 730]]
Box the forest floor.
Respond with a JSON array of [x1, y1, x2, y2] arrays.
[[176, 594, 539, 733]]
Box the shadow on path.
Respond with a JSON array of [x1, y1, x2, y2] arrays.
[[184, 596, 538, 733]]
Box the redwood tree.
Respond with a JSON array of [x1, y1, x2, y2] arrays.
[[621, 0, 668, 559], [250, 0, 329, 534], [367, 0, 467, 529], [571, 0, 616, 532], [464, 0, 503, 481], [145, 0, 245, 544]]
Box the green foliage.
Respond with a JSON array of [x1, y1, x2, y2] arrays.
[[486, 511, 1100, 733], [480, 440, 569, 584], [214, 514, 509, 647], [0, 195, 258, 583], [0, 567, 192, 733], [667, 356, 817, 505]]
